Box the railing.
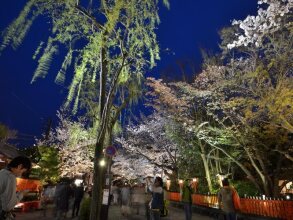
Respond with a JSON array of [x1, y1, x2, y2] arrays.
[[240, 198, 293, 219], [166, 192, 293, 220]]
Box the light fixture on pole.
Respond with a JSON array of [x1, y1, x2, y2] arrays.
[[99, 158, 106, 167]]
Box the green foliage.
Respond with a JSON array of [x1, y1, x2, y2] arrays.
[[36, 146, 60, 184], [196, 178, 211, 194], [31, 37, 59, 83], [1, 0, 168, 115], [232, 181, 260, 197], [0, 0, 37, 53], [0, 123, 9, 142], [0, 123, 16, 143], [55, 49, 73, 85], [79, 196, 91, 220]]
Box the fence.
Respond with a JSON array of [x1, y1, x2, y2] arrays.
[[166, 192, 293, 220]]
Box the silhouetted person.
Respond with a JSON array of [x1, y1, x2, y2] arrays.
[[54, 180, 72, 220], [72, 183, 84, 217]]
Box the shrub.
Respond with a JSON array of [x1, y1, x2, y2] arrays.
[[79, 197, 91, 220]]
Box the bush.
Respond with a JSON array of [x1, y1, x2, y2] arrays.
[[79, 197, 91, 220], [231, 181, 260, 197]]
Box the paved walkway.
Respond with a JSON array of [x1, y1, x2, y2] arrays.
[[14, 205, 213, 220]]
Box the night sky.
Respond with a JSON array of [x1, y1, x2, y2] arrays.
[[0, 0, 257, 146]]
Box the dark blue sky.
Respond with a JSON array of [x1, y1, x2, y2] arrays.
[[0, 0, 257, 146]]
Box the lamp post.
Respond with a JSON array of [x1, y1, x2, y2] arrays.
[[100, 146, 117, 220]]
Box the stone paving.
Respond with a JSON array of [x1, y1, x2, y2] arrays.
[[14, 204, 213, 220]]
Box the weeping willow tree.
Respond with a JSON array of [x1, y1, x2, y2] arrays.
[[1, 0, 169, 219]]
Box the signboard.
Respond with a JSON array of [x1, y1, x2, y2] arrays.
[[102, 189, 110, 205], [105, 145, 117, 157]]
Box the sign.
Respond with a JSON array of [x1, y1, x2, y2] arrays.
[[102, 189, 110, 205], [105, 145, 117, 156]]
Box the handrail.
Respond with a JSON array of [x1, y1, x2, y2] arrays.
[[166, 192, 293, 220]]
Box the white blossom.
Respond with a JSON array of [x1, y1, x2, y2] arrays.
[[228, 0, 292, 49]]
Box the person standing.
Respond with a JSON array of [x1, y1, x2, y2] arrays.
[[147, 177, 164, 220], [131, 183, 146, 215], [54, 180, 72, 220], [71, 183, 84, 217], [181, 179, 193, 220], [144, 179, 152, 220], [0, 156, 31, 220], [111, 183, 120, 205], [218, 178, 241, 220], [120, 183, 131, 216]]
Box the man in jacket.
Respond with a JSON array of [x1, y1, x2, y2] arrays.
[[218, 178, 240, 220], [0, 156, 31, 220]]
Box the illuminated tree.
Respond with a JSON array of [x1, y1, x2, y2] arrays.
[[0, 123, 17, 144], [1, 1, 169, 218], [147, 10, 293, 194], [115, 114, 179, 181]]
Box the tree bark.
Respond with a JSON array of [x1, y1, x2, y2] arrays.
[[90, 48, 107, 220], [199, 140, 213, 192]]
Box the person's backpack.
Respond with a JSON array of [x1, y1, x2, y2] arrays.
[[160, 199, 169, 217]]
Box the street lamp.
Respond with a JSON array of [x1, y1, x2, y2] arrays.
[[99, 158, 106, 167]]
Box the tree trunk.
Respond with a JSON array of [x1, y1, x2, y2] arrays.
[[90, 48, 107, 220], [199, 140, 213, 192]]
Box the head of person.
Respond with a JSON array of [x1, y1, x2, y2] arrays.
[[154, 177, 163, 187], [8, 156, 31, 177], [222, 178, 230, 187]]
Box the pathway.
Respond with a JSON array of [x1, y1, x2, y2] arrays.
[[14, 204, 213, 220]]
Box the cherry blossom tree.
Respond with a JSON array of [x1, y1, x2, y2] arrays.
[[227, 0, 293, 49], [114, 113, 180, 182], [38, 111, 95, 177]]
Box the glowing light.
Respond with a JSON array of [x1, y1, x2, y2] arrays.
[[192, 178, 197, 182], [74, 179, 83, 186], [99, 159, 106, 167], [15, 203, 24, 208]]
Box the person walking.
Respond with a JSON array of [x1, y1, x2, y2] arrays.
[[131, 183, 146, 215], [144, 179, 152, 220], [54, 179, 72, 220], [111, 183, 120, 205], [147, 177, 164, 220], [0, 156, 31, 220], [218, 178, 241, 220], [120, 183, 131, 216], [71, 183, 84, 218]]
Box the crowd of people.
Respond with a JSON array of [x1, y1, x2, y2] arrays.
[[40, 179, 88, 220], [0, 156, 241, 220], [110, 176, 166, 220]]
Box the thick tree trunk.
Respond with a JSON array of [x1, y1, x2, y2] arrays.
[[90, 140, 106, 220]]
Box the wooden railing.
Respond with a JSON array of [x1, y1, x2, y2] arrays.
[[166, 192, 293, 220]]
